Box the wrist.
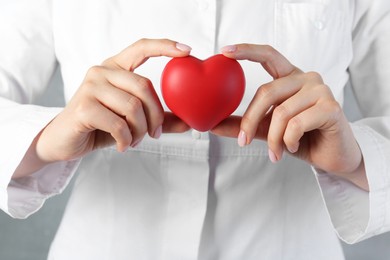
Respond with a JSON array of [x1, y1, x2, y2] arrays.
[[337, 158, 369, 191], [12, 131, 51, 179]]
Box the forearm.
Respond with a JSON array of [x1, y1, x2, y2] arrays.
[[332, 157, 369, 192], [12, 131, 50, 179]]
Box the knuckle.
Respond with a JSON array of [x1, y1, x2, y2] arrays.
[[112, 118, 129, 135], [159, 38, 172, 45], [101, 57, 112, 67], [285, 117, 303, 147], [318, 99, 343, 123], [263, 45, 277, 59], [125, 96, 143, 114], [82, 66, 106, 89], [101, 57, 120, 68], [287, 116, 303, 133], [87, 65, 104, 77], [80, 80, 96, 91], [306, 83, 332, 98], [320, 84, 333, 95], [305, 71, 323, 83], [136, 76, 152, 92], [134, 38, 150, 50], [256, 84, 273, 100], [326, 100, 343, 117], [273, 105, 290, 121], [138, 38, 149, 44]]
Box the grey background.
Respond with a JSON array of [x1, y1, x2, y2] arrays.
[[0, 68, 389, 259]]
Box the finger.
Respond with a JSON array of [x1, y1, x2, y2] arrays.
[[105, 38, 192, 71], [162, 112, 190, 133], [78, 101, 133, 152], [267, 85, 321, 161], [283, 100, 342, 156], [211, 114, 271, 141], [240, 74, 305, 145], [221, 44, 301, 79], [92, 83, 148, 146], [103, 68, 164, 138]]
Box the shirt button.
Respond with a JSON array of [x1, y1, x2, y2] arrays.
[[314, 20, 325, 30], [192, 130, 202, 140], [198, 1, 209, 11]]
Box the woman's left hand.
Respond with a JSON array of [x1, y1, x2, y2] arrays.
[[211, 44, 368, 190]]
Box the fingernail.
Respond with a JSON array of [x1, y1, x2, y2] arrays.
[[221, 45, 237, 53], [288, 143, 299, 154], [176, 42, 192, 52], [268, 149, 278, 163], [131, 136, 144, 148], [118, 144, 127, 153], [131, 139, 142, 148], [153, 125, 162, 139], [238, 130, 247, 147]]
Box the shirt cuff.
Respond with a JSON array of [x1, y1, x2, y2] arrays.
[[314, 123, 390, 244], [7, 159, 81, 219], [0, 102, 79, 218]]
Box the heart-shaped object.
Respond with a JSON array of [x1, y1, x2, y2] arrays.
[[161, 54, 245, 132]]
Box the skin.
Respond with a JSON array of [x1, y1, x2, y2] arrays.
[[13, 39, 191, 179], [212, 43, 368, 191], [13, 39, 368, 192]]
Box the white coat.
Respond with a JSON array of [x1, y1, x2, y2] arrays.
[[1, 0, 390, 259]]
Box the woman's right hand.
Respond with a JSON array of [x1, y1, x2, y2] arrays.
[[14, 39, 191, 178]]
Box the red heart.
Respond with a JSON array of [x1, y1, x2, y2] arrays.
[[161, 54, 245, 132]]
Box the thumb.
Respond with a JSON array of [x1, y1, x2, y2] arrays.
[[211, 115, 271, 142], [162, 112, 191, 134], [221, 44, 300, 79], [105, 38, 192, 71]]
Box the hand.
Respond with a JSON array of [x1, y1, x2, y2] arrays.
[[212, 44, 368, 190], [14, 39, 191, 178]]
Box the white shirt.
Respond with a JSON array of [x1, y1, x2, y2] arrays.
[[1, 0, 390, 259]]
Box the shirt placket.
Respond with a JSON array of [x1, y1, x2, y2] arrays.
[[192, 0, 218, 57], [160, 136, 210, 260], [160, 2, 217, 259]]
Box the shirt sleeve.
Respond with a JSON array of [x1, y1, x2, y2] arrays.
[[315, 0, 390, 244], [0, 0, 79, 218]]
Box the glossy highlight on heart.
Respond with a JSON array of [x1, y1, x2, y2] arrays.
[[161, 54, 245, 132]]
